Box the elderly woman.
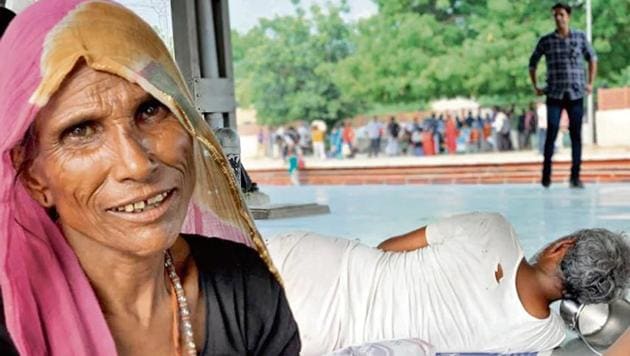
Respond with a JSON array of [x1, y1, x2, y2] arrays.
[[0, 1, 300, 355], [268, 213, 630, 355]]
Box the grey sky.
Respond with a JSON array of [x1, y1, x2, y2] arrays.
[[229, 0, 377, 33], [117, 0, 378, 35]]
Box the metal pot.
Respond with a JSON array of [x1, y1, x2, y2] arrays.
[[560, 295, 630, 353]]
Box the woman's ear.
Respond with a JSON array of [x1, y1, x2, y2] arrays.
[[10, 146, 54, 208]]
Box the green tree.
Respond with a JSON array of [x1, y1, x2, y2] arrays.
[[457, 0, 549, 106], [233, 0, 630, 117], [588, 0, 630, 87], [334, 13, 457, 104], [232, 29, 265, 108], [232, 2, 362, 126]]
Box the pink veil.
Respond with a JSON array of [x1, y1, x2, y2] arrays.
[[0, 1, 273, 354]]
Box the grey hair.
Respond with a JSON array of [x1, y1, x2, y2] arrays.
[[560, 229, 630, 304]]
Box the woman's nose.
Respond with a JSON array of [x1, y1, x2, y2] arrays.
[[111, 129, 158, 182]]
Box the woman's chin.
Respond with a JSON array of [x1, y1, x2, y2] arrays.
[[104, 206, 189, 257], [112, 227, 182, 258]]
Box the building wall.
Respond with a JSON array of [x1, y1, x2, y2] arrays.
[[236, 108, 261, 158], [240, 135, 259, 158], [596, 87, 630, 147], [598, 87, 630, 111], [596, 109, 630, 147]]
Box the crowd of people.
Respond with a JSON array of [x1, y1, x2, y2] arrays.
[[260, 104, 566, 161]]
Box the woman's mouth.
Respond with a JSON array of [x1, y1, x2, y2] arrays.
[[109, 190, 173, 214], [106, 188, 177, 224], [105, 188, 178, 227]]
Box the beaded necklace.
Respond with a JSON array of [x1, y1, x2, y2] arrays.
[[165, 250, 197, 356]]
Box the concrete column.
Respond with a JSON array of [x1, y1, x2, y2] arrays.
[[584, 0, 595, 145], [170, 0, 236, 130], [171, 0, 247, 191]]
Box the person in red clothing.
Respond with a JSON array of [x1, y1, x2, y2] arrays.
[[444, 114, 458, 154], [342, 120, 355, 158], [422, 129, 435, 156]]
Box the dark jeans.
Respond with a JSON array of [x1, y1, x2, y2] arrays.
[[368, 138, 380, 157], [542, 95, 584, 183]]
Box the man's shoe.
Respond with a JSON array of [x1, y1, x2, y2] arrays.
[[541, 178, 551, 188], [570, 180, 585, 189]]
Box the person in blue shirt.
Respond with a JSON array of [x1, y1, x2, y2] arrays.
[[529, 2, 597, 189]]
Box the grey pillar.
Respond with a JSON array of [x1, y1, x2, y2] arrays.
[[170, 0, 236, 130], [171, 0, 256, 193]]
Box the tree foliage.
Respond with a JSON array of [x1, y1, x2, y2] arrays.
[[589, 0, 630, 87], [232, 0, 630, 124], [232, 2, 362, 126]]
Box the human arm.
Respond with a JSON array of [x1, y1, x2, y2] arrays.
[[377, 212, 512, 254], [584, 34, 598, 94], [250, 274, 301, 356], [377, 226, 428, 252], [241, 247, 301, 355], [604, 327, 630, 356], [529, 69, 545, 96], [529, 38, 545, 96], [585, 60, 597, 95]]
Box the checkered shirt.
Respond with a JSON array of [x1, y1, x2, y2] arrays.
[[529, 29, 597, 100]]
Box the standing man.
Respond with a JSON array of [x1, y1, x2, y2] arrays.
[[529, 2, 597, 188], [311, 123, 326, 160], [385, 116, 400, 156], [366, 117, 382, 157]]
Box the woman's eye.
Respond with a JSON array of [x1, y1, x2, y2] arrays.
[[61, 122, 96, 142], [137, 98, 168, 123]]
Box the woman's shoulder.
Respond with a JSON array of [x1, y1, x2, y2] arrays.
[[183, 233, 255, 254], [182, 234, 273, 281], [183, 234, 301, 355]]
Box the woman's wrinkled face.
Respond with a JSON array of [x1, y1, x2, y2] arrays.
[[23, 65, 195, 256]]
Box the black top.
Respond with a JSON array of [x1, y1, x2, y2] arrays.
[[0, 235, 301, 356]]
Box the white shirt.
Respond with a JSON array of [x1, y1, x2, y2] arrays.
[[492, 112, 507, 132], [267, 213, 565, 355], [366, 121, 382, 139]]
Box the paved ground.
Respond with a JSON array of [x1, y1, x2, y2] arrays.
[[257, 184, 626, 355], [243, 145, 630, 170], [244, 146, 630, 186]]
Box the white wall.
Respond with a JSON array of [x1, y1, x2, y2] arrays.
[[240, 135, 258, 158], [595, 109, 630, 146]]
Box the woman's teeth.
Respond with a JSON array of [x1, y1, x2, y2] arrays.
[[112, 191, 169, 213]]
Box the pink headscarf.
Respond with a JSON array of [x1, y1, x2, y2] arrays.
[[0, 1, 269, 354]]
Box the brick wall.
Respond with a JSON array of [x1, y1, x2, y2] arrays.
[[598, 87, 630, 111], [249, 159, 630, 185]]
